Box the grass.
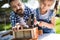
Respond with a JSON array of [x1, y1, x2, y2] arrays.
[[0, 23, 11, 31], [56, 8, 60, 14], [55, 9, 60, 33], [55, 17, 60, 34]]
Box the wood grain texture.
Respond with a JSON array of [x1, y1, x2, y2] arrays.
[[13, 27, 38, 40]]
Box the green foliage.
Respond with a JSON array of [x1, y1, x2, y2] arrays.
[[0, 23, 11, 31], [22, 0, 28, 3], [55, 18, 60, 34], [57, 9, 60, 14]]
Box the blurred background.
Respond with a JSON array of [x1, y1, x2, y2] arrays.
[[0, 0, 60, 34]]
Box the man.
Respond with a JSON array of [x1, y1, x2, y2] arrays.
[[9, 0, 32, 30]]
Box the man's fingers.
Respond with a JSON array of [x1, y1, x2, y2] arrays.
[[17, 25, 21, 30], [15, 23, 21, 30], [12, 27, 17, 32]]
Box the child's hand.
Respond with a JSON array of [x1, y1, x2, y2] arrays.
[[38, 21, 44, 27]]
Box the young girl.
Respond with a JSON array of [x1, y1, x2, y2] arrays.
[[34, 0, 56, 34]]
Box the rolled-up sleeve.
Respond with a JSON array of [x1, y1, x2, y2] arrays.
[[24, 6, 32, 21]]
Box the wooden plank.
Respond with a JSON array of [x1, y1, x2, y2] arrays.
[[16, 31, 24, 38], [33, 27, 38, 38], [12, 38, 38, 40], [24, 31, 31, 38], [31, 29, 34, 38]]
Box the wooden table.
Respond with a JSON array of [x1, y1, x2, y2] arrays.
[[1, 31, 60, 40]]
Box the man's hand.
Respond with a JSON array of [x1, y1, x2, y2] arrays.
[[12, 23, 21, 32], [12, 27, 17, 32], [12, 22, 29, 32]]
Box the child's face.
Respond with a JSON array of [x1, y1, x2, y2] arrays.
[[40, 0, 53, 12]]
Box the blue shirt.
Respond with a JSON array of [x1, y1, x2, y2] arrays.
[[10, 6, 32, 27], [33, 8, 55, 33]]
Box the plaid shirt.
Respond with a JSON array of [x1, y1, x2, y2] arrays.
[[10, 6, 32, 27]]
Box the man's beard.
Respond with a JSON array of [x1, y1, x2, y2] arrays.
[[15, 9, 24, 17]]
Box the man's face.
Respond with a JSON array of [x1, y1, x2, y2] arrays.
[[10, 0, 24, 15], [40, 0, 53, 12]]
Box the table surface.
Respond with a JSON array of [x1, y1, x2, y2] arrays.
[[0, 31, 60, 40], [38, 33, 60, 40]]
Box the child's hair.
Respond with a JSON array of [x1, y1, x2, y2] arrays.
[[38, 0, 55, 3], [54, 0, 59, 11]]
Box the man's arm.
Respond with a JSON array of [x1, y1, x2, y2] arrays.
[[24, 6, 32, 21], [10, 11, 16, 27]]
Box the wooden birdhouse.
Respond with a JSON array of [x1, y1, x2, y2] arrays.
[[12, 27, 38, 40]]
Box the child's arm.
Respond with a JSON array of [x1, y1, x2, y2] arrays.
[[38, 17, 56, 29]]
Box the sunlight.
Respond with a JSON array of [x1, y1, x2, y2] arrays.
[[1, 3, 10, 8]]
